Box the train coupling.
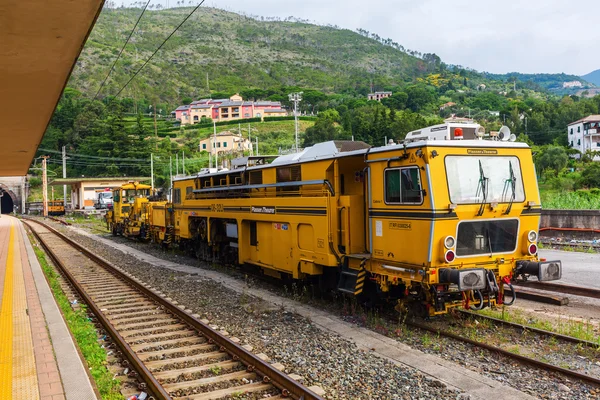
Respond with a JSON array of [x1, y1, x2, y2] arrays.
[[515, 260, 562, 281]]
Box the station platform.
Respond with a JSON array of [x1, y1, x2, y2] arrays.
[[0, 216, 97, 400]]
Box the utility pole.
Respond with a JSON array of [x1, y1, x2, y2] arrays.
[[176, 153, 179, 175], [206, 72, 210, 92], [62, 146, 67, 210], [213, 120, 218, 169], [150, 153, 154, 192], [288, 92, 302, 152], [248, 123, 252, 156], [169, 156, 173, 199], [153, 103, 158, 149], [42, 156, 49, 218], [182, 151, 185, 175], [255, 137, 259, 156]]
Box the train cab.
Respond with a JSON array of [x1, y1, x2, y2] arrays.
[[349, 124, 562, 315]]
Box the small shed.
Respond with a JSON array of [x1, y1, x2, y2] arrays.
[[52, 177, 150, 210]]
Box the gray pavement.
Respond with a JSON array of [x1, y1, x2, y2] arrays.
[[539, 249, 600, 289]]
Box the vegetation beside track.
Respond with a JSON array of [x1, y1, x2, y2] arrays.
[[29, 234, 122, 400]]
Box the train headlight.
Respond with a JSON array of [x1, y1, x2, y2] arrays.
[[516, 260, 562, 282], [528, 230, 538, 242], [444, 250, 456, 263], [439, 268, 487, 291], [539, 261, 562, 281], [444, 236, 456, 249]]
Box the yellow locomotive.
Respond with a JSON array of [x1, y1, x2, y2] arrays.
[[47, 200, 66, 216], [106, 182, 154, 238], [111, 122, 562, 315]]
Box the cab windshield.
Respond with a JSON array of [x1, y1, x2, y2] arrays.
[[445, 155, 525, 204], [121, 189, 150, 202]]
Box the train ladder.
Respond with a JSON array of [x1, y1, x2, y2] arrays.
[[337, 261, 366, 296], [165, 226, 174, 246]]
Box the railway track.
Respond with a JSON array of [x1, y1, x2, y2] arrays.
[[540, 240, 600, 252], [515, 280, 600, 300], [405, 310, 600, 388], [24, 218, 324, 400]]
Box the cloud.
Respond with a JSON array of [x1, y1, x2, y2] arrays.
[[123, 0, 600, 75]]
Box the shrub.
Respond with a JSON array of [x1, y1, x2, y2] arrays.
[[29, 177, 42, 188]]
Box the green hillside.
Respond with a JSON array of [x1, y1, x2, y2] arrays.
[[485, 72, 594, 94], [71, 7, 433, 105]]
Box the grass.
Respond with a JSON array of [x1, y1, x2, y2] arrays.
[[476, 306, 600, 345], [540, 189, 600, 209], [30, 238, 122, 400]]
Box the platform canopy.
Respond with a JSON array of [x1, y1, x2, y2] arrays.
[[0, 0, 104, 176]]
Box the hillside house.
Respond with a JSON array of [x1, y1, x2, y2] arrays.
[[439, 101, 456, 110], [172, 94, 287, 126], [198, 131, 253, 155], [368, 91, 392, 101], [568, 115, 600, 156]]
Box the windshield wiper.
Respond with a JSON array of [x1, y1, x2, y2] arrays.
[[475, 160, 489, 216], [502, 161, 516, 215]]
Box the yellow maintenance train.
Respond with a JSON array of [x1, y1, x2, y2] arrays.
[[106, 122, 562, 315]]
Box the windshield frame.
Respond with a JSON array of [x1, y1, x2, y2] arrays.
[[444, 154, 526, 205], [454, 217, 520, 258]]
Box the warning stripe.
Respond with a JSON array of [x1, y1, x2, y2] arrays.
[[354, 268, 366, 295]]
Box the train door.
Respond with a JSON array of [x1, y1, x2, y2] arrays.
[[271, 222, 292, 272], [247, 221, 273, 266]]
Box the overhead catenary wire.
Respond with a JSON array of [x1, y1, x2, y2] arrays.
[[111, 0, 206, 100], [93, 0, 152, 101]]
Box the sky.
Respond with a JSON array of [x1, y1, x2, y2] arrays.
[[118, 0, 600, 76]]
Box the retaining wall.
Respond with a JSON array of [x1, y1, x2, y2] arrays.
[[540, 209, 600, 230]]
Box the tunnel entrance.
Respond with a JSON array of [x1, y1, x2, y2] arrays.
[[1, 192, 14, 214]]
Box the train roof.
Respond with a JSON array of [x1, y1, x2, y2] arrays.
[[173, 139, 530, 182]]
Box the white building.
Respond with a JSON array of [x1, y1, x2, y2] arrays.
[[563, 81, 583, 88], [199, 131, 253, 156], [568, 115, 600, 156]]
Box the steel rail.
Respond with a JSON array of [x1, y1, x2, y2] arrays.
[[406, 320, 600, 387], [539, 240, 600, 252], [24, 218, 323, 400], [458, 310, 600, 349], [515, 281, 600, 300], [25, 219, 171, 400]]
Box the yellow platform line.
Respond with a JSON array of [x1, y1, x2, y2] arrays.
[[0, 221, 15, 400], [12, 223, 39, 399]]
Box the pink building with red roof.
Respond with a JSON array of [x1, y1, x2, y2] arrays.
[[171, 94, 287, 126]]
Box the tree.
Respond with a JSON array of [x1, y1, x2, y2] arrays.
[[535, 146, 568, 175], [579, 163, 600, 188], [404, 85, 436, 113], [303, 109, 347, 146], [381, 92, 408, 110]]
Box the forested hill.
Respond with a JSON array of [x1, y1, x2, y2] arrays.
[[70, 6, 486, 105], [582, 69, 600, 86]]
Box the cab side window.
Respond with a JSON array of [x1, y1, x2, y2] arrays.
[[385, 167, 422, 204], [173, 188, 181, 204]]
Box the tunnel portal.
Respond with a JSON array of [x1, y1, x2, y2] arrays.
[[1, 192, 14, 214]]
